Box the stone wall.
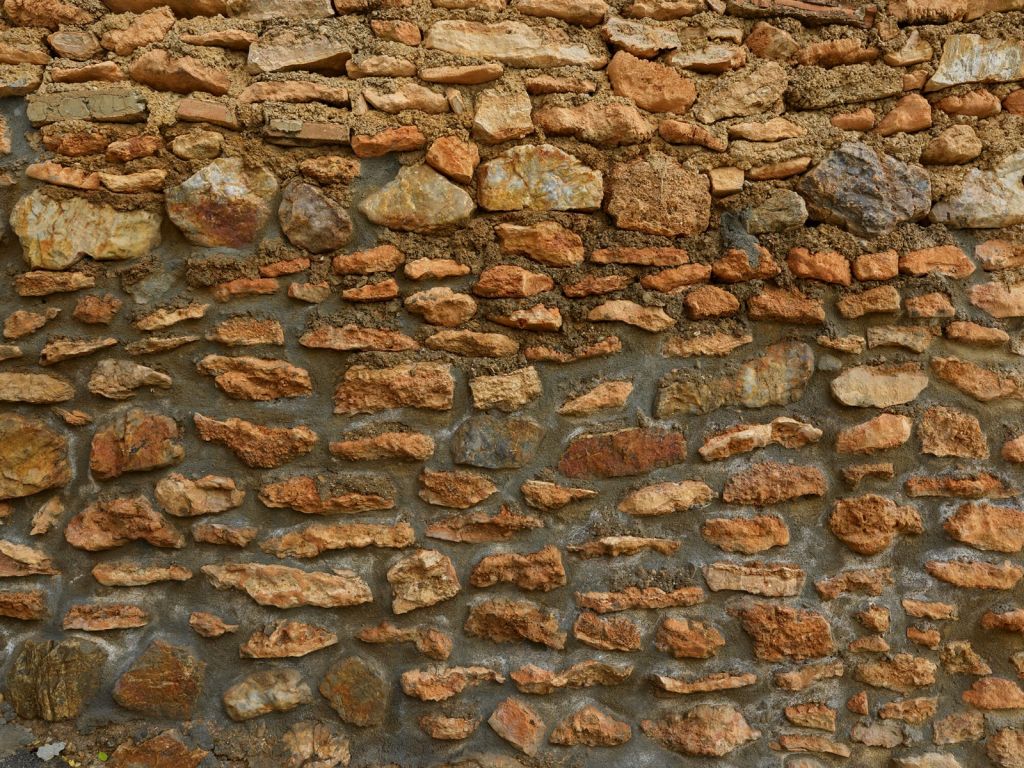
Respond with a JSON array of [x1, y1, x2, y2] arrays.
[[0, 0, 1022, 765]]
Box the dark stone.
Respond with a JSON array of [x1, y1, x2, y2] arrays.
[[8, 639, 105, 721], [452, 415, 544, 469], [557, 427, 687, 479], [319, 656, 388, 727], [278, 181, 352, 254], [113, 640, 205, 719], [797, 142, 930, 238]]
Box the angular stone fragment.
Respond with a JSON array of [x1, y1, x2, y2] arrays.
[[464, 598, 565, 649], [829, 495, 923, 555], [641, 705, 760, 757], [470, 546, 565, 592], [569, 535, 678, 559], [89, 408, 182, 480], [129, 49, 228, 95], [419, 470, 497, 508], [989, 728, 1024, 768], [425, 20, 607, 68], [797, 142, 931, 238], [8, 639, 105, 721], [478, 144, 603, 211], [26, 88, 147, 126], [319, 656, 387, 727], [223, 669, 312, 721], [247, 27, 352, 73], [657, 341, 813, 417], [0, 413, 69, 500], [550, 706, 631, 747], [11, 189, 160, 270], [260, 521, 413, 559], [533, 100, 654, 147], [945, 503, 1024, 552], [113, 640, 204, 719], [155, 473, 244, 517], [202, 563, 372, 608], [427, 506, 542, 544], [402, 665, 503, 702], [166, 158, 278, 248], [855, 654, 937, 693], [608, 50, 695, 112], [925, 35, 1024, 92], [92, 562, 190, 586], [655, 617, 724, 659], [574, 611, 641, 651], [85, 359, 169, 400], [330, 431, 434, 462], [736, 603, 834, 661], [489, 697, 545, 756], [278, 181, 351, 253], [700, 417, 821, 460], [360, 165, 475, 233], [197, 355, 312, 401], [617, 481, 713, 517], [920, 406, 987, 458], [704, 562, 805, 597], [606, 152, 709, 236], [831, 364, 928, 407], [333, 363, 454, 414], [194, 414, 317, 468], [693, 61, 787, 123], [558, 427, 686, 478], [387, 549, 460, 614], [588, 300, 675, 331], [66, 496, 183, 551]]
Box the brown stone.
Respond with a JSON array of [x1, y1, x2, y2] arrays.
[[655, 617, 724, 659], [203, 563, 372, 608], [607, 50, 695, 112], [829, 495, 923, 555], [333, 363, 453, 414], [113, 640, 204, 719], [926, 559, 1023, 589], [241, 621, 338, 658], [66, 495, 183, 551], [558, 427, 686, 478], [550, 706, 631, 747], [489, 698, 545, 756], [606, 153, 710, 236], [574, 611, 642, 651], [197, 355, 312, 401], [723, 461, 826, 506], [464, 598, 566, 649], [470, 546, 565, 592], [194, 414, 317, 468], [641, 705, 760, 756], [401, 665, 503, 701], [701, 515, 789, 553]]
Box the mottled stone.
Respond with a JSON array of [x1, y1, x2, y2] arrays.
[[737, 603, 834, 661], [558, 427, 686, 478], [320, 656, 388, 727], [797, 142, 931, 237], [931, 151, 1024, 228], [113, 640, 204, 719], [279, 181, 352, 253], [203, 563, 372, 608], [829, 495, 923, 554], [223, 669, 312, 721], [359, 165, 475, 232], [387, 549, 460, 614], [166, 158, 278, 248], [8, 639, 105, 721], [90, 408, 183, 480], [0, 413, 69, 500], [194, 414, 317, 468], [478, 144, 603, 211], [641, 705, 760, 756], [424, 20, 607, 68], [606, 152, 710, 236], [66, 496, 183, 551]]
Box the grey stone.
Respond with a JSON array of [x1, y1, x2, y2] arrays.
[[26, 89, 147, 126], [452, 415, 544, 469], [797, 142, 930, 238], [744, 190, 808, 234]]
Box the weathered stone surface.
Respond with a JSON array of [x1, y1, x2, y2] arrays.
[[478, 144, 603, 211], [90, 408, 183, 480], [425, 21, 607, 68], [489, 697, 545, 755], [736, 603, 834, 661], [452, 415, 544, 469], [155, 473, 244, 517], [0, 413, 69, 499], [606, 152, 710, 236], [279, 181, 352, 253], [700, 417, 821, 460], [830, 494, 923, 554], [223, 669, 312, 721], [386, 549, 460, 614], [66, 496, 183, 551], [8, 639, 105, 721], [704, 561, 805, 596], [198, 355, 312, 401], [166, 158, 278, 248], [108, 731, 208, 768], [701, 515, 789, 553], [831, 364, 929, 407], [945, 503, 1024, 552], [11, 189, 160, 270], [464, 598, 566, 649], [927, 559, 1023, 589], [203, 563, 372, 608], [558, 427, 686, 478], [693, 61, 787, 122], [240, 621, 338, 659], [194, 414, 317, 468], [63, 603, 149, 631], [320, 656, 388, 727], [550, 706, 631, 747], [797, 142, 931, 237], [931, 151, 1024, 228], [92, 562, 190, 586], [723, 461, 826, 506], [247, 28, 351, 73], [657, 341, 814, 416], [334, 363, 453, 414], [360, 165, 475, 232], [113, 640, 204, 719], [470, 546, 565, 592], [641, 705, 760, 756]]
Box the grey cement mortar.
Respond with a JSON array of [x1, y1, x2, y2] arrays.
[[0, 106, 1019, 767]]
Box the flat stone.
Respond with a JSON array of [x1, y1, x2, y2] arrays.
[[248, 28, 352, 73], [723, 461, 826, 505], [830, 494, 923, 554], [129, 49, 228, 94], [558, 427, 686, 479], [260, 521, 413, 558], [657, 341, 814, 417], [194, 413, 317, 468], [166, 158, 277, 248], [737, 603, 835, 660], [333, 363, 454, 414], [203, 562, 372, 608], [424, 20, 606, 68], [693, 61, 787, 123], [464, 598, 566, 649], [11, 190, 160, 270], [700, 417, 822, 460], [471, 546, 565, 592], [945, 502, 1024, 552], [701, 514, 789, 553], [533, 100, 654, 147], [478, 143, 603, 211], [223, 669, 312, 721], [26, 88, 147, 125], [926, 34, 1024, 92], [7, 639, 105, 721], [87, 359, 171, 400], [419, 470, 497, 508], [197, 355, 312, 401], [113, 640, 204, 719], [641, 705, 760, 756], [606, 152, 710, 236], [401, 666, 503, 701], [452, 415, 543, 469], [831, 363, 929, 407], [65, 495, 182, 551]]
